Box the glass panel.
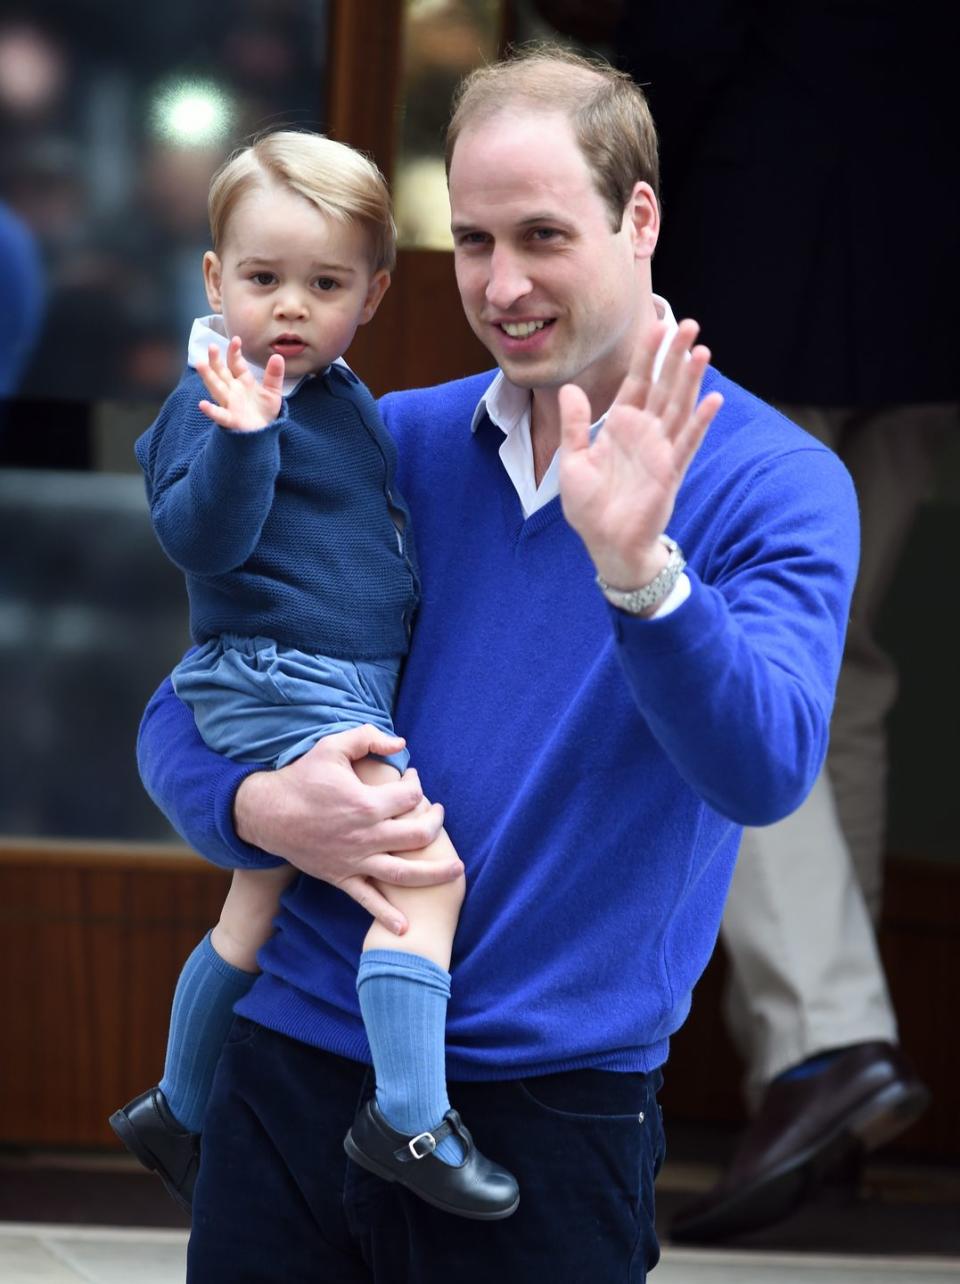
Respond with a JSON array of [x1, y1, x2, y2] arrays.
[[394, 0, 504, 251], [0, 1, 330, 408], [0, 2, 331, 844]]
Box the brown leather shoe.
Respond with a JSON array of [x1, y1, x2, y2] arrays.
[[670, 1041, 930, 1243]]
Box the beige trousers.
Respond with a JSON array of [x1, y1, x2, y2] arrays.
[[722, 401, 955, 1105]]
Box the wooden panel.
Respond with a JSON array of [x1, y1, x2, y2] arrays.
[[2, 846, 957, 1155], [346, 248, 493, 396], [1, 846, 229, 1147], [327, 0, 405, 176], [327, 0, 494, 395]]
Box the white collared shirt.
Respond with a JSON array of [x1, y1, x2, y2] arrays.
[[469, 293, 690, 616]]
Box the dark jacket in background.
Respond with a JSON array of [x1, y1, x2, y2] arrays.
[[618, 1, 959, 404]]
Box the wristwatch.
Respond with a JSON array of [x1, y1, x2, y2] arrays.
[[595, 536, 686, 615]]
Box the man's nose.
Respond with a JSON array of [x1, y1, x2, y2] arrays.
[[485, 248, 532, 311]]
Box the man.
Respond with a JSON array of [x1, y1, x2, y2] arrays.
[[134, 47, 858, 1281]]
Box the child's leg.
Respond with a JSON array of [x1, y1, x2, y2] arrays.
[[353, 756, 467, 1163], [159, 865, 296, 1132]]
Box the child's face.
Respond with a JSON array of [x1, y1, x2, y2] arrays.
[[202, 182, 389, 378]]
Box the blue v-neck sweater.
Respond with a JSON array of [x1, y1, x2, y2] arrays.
[[139, 365, 859, 1079]]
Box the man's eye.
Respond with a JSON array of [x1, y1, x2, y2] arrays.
[[315, 278, 338, 291], [250, 272, 275, 286], [531, 227, 560, 242]]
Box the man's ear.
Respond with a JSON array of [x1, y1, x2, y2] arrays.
[[359, 269, 391, 325], [202, 250, 223, 312], [625, 182, 660, 262]]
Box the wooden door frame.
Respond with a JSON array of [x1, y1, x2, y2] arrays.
[[324, 0, 496, 393]]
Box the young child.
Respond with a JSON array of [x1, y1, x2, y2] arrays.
[[110, 131, 518, 1221]]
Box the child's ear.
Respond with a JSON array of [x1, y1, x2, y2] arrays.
[[359, 270, 390, 325], [202, 251, 224, 311]]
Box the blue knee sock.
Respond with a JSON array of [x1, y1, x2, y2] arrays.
[[158, 931, 257, 1133], [357, 949, 464, 1165]]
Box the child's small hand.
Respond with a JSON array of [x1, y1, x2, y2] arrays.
[[196, 336, 285, 431]]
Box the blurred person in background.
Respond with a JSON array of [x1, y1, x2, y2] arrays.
[[0, 198, 43, 400]]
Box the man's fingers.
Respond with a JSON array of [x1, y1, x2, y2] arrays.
[[613, 319, 665, 411], [324, 722, 407, 763], [368, 800, 446, 853], [649, 318, 700, 417], [558, 382, 592, 454], [361, 848, 463, 887], [338, 874, 408, 935], [662, 343, 710, 442], [676, 390, 723, 467]]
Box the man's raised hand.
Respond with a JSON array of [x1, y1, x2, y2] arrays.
[[558, 318, 723, 593], [196, 335, 285, 431]]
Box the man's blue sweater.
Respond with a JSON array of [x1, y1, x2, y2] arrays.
[[135, 365, 419, 659], [138, 366, 859, 1079]]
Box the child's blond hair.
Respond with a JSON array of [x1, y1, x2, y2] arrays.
[[209, 130, 396, 272]]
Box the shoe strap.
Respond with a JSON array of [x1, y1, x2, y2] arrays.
[[393, 1114, 461, 1164]]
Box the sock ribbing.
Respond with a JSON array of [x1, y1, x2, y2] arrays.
[[158, 931, 257, 1133], [357, 949, 464, 1165]]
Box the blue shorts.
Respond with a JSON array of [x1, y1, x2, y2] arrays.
[[172, 634, 410, 773]]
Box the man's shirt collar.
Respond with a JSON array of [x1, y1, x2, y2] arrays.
[[469, 295, 680, 518], [469, 294, 680, 438]]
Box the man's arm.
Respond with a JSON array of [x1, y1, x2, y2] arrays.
[[559, 320, 857, 825], [138, 677, 456, 933]]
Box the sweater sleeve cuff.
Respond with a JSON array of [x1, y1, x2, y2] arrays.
[[608, 567, 724, 659], [211, 759, 287, 870]]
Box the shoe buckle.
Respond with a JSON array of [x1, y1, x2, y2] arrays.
[[407, 1130, 437, 1160]]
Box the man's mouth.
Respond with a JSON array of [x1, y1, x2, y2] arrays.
[[496, 319, 553, 339]]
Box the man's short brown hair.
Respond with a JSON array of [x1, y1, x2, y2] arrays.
[[445, 43, 659, 231]]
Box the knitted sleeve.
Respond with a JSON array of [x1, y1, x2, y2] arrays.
[[135, 372, 287, 576]]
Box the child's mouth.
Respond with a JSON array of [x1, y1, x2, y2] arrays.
[[271, 336, 306, 357]]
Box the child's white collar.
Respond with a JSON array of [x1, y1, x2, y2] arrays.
[[186, 315, 352, 398]]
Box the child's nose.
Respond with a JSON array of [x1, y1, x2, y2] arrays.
[[274, 288, 308, 319]]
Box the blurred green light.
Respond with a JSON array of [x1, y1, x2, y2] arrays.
[[150, 77, 233, 147]]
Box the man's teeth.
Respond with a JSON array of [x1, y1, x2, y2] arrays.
[[501, 320, 546, 338]]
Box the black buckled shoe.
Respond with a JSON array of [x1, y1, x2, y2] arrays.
[[344, 1101, 519, 1220], [109, 1086, 200, 1213]]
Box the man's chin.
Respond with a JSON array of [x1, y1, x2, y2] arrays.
[[495, 357, 569, 392]]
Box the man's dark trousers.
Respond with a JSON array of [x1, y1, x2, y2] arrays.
[[188, 1018, 665, 1282]]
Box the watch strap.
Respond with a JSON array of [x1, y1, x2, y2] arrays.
[[596, 536, 686, 615]]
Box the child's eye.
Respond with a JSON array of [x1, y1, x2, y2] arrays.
[[250, 272, 276, 286], [315, 277, 339, 291]]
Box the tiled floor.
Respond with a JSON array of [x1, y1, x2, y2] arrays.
[[0, 1224, 187, 1283], [2, 1132, 958, 1283], [1, 1225, 959, 1284]]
